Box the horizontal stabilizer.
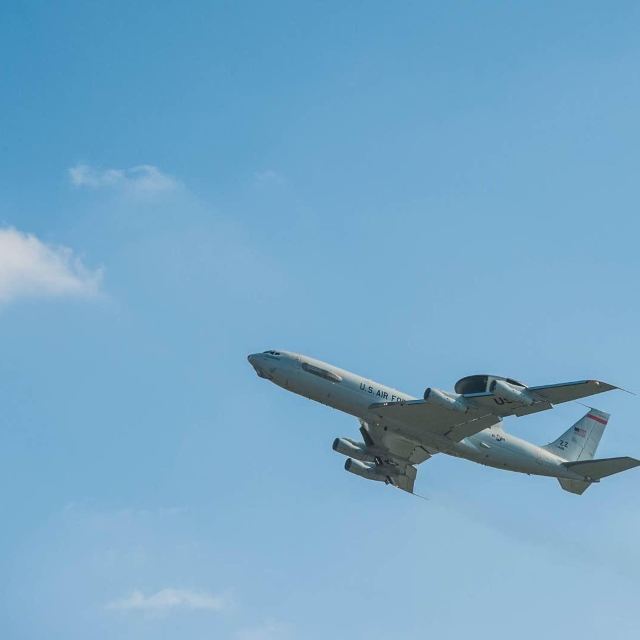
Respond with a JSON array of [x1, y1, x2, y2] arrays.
[[564, 456, 640, 480], [558, 478, 592, 495]]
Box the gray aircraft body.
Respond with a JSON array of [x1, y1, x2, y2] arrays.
[[248, 350, 639, 495]]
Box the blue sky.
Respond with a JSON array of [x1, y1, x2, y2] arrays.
[[1, 2, 640, 638]]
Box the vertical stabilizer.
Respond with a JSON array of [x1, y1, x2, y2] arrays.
[[544, 409, 609, 462]]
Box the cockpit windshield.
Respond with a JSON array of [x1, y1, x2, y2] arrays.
[[263, 350, 281, 356]]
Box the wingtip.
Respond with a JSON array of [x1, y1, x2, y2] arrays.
[[619, 386, 637, 396], [590, 380, 633, 395], [605, 382, 636, 395]]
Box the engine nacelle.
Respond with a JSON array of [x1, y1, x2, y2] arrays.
[[490, 379, 535, 406], [344, 458, 407, 483], [344, 458, 385, 482], [332, 438, 376, 463], [423, 387, 469, 412]]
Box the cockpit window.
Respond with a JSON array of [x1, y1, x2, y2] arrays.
[[301, 362, 342, 383], [263, 350, 281, 356]]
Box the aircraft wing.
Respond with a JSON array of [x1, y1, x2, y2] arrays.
[[465, 379, 617, 417], [369, 401, 499, 442], [361, 420, 432, 464], [369, 379, 617, 442], [528, 379, 617, 404], [358, 420, 432, 493]]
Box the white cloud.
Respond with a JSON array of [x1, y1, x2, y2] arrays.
[[69, 164, 179, 196], [106, 588, 229, 614], [0, 228, 102, 303]]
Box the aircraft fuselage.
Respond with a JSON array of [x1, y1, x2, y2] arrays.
[[248, 350, 587, 481]]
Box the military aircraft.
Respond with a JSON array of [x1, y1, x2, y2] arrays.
[[248, 350, 639, 495]]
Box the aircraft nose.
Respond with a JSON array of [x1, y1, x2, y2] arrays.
[[248, 353, 268, 378], [247, 353, 261, 368]]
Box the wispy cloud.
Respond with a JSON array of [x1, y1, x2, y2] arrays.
[[106, 588, 230, 615], [69, 164, 179, 197], [0, 228, 102, 304]]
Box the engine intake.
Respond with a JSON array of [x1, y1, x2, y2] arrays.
[[344, 458, 383, 482], [332, 438, 376, 463]]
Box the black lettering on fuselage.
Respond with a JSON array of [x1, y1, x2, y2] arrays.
[[359, 381, 398, 402]]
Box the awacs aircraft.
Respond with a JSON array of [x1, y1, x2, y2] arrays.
[[248, 350, 640, 495]]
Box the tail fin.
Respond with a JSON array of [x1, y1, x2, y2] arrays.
[[547, 410, 640, 495], [543, 408, 609, 462]]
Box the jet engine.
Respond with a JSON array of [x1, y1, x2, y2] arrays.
[[332, 438, 376, 463], [345, 458, 418, 492], [423, 387, 468, 412], [344, 458, 406, 484], [344, 458, 384, 482], [490, 379, 535, 406]]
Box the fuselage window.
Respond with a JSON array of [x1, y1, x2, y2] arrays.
[[301, 362, 342, 383]]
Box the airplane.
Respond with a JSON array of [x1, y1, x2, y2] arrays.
[[248, 350, 640, 495]]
